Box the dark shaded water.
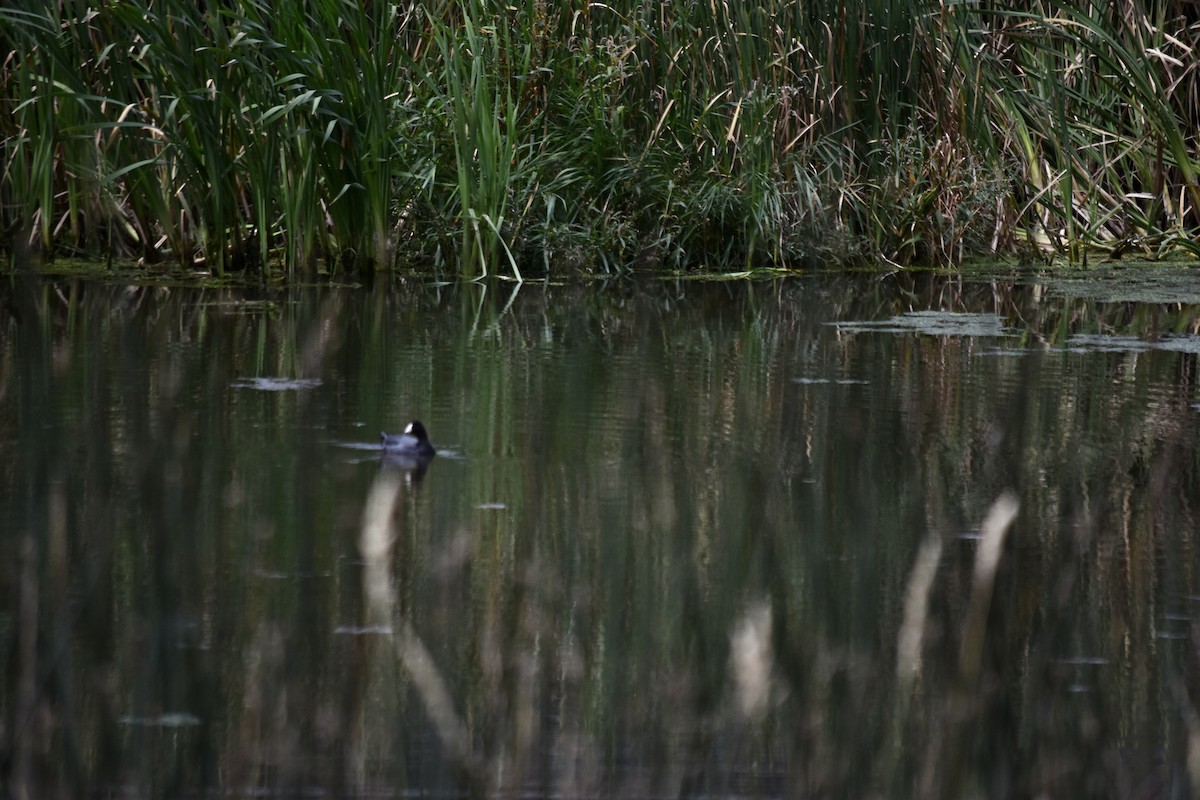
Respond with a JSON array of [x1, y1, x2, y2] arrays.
[[4, 269, 1200, 798]]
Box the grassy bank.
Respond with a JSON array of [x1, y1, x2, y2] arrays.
[[2, 0, 1199, 279]]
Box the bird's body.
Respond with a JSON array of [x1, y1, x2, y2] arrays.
[[380, 420, 436, 458]]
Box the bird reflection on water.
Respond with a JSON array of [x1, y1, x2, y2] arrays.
[[379, 420, 437, 482]]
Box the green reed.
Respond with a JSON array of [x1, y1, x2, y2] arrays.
[[2, 0, 1198, 276], [429, 0, 526, 280]]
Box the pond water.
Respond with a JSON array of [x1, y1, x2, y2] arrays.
[[4, 268, 1200, 798]]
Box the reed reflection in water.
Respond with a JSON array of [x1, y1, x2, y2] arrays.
[[2, 272, 1200, 798]]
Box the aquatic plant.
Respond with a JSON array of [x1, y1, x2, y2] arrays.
[[2, 0, 1198, 277]]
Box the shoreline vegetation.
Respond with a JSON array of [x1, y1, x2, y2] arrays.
[[2, 1, 1199, 280]]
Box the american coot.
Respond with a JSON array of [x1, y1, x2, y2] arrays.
[[380, 420, 436, 458]]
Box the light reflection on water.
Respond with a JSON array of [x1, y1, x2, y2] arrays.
[[3, 271, 1200, 797]]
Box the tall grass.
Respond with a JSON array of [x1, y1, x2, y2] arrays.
[[429, 0, 525, 279], [2, 0, 1198, 277]]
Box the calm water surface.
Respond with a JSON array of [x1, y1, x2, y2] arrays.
[[4, 269, 1200, 798]]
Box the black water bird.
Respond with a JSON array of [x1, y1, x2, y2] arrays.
[[380, 420, 436, 458], [379, 420, 437, 481]]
